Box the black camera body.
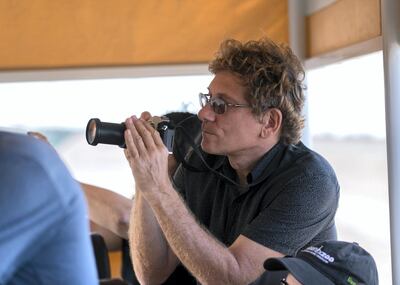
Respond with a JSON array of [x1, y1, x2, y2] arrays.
[[85, 117, 175, 152]]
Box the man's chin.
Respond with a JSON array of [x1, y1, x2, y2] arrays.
[[200, 140, 221, 155]]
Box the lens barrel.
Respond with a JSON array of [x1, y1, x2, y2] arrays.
[[86, 118, 126, 148], [85, 117, 175, 152]]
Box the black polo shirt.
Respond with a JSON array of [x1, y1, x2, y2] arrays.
[[173, 141, 339, 256]]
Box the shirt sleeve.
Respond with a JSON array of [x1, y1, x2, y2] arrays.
[[242, 170, 339, 256]]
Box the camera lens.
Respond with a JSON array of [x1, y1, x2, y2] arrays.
[[86, 118, 98, 145], [85, 116, 175, 151], [85, 118, 126, 148]]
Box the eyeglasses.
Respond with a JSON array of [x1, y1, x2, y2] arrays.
[[199, 92, 250, 115]]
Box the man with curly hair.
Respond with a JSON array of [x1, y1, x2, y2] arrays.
[[124, 38, 339, 285]]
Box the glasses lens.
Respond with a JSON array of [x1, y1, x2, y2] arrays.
[[199, 93, 208, 108], [211, 97, 227, 114]]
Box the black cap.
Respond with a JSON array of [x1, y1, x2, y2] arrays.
[[264, 240, 378, 285]]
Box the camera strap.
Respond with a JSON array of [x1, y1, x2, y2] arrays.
[[174, 118, 284, 189]]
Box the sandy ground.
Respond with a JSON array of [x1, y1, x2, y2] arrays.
[[59, 134, 392, 284]]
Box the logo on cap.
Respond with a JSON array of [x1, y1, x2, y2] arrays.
[[302, 246, 335, 264]]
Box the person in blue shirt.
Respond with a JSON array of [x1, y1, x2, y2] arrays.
[[0, 131, 98, 285]]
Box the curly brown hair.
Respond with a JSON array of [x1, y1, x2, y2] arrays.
[[209, 38, 306, 145]]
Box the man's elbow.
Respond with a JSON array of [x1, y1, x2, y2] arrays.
[[131, 250, 177, 285], [134, 265, 172, 285], [214, 270, 257, 285], [207, 255, 259, 285], [136, 274, 168, 285]]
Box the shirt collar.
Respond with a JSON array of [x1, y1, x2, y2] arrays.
[[247, 142, 284, 184], [220, 141, 285, 185]]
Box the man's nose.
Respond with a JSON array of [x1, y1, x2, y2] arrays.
[[198, 103, 215, 122]]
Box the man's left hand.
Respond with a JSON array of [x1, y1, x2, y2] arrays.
[[123, 113, 170, 197]]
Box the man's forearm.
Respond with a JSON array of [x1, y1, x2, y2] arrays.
[[142, 185, 251, 285], [81, 183, 131, 239], [130, 191, 179, 285]]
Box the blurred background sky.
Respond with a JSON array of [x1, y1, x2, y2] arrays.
[[0, 51, 385, 139]]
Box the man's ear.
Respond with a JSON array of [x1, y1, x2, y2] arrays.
[[260, 108, 282, 138]]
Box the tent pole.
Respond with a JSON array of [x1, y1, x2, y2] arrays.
[[381, 0, 400, 283], [288, 0, 311, 147]]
